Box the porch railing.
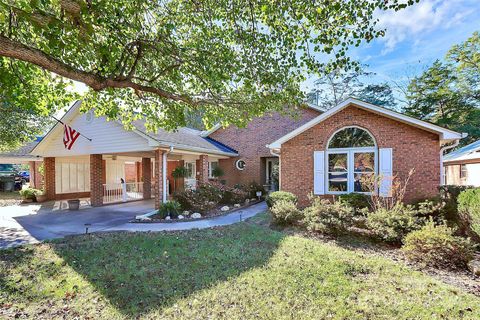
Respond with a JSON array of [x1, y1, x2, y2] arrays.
[[103, 182, 143, 204]]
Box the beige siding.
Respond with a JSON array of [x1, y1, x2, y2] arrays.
[[34, 110, 152, 157]]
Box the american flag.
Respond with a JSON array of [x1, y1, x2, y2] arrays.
[[63, 124, 80, 150]]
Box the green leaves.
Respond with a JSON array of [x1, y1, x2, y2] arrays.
[[0, 0, 414, 133]]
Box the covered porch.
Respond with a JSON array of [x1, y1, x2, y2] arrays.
[[43, 149, 226, 209]]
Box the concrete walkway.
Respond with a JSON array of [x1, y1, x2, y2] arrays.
[[0, 200, 266, 248]]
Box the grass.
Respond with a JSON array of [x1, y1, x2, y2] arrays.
[[0, 191, 22, 207], [1, 215, 479, 319]]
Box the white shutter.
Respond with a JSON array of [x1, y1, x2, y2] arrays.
[[379, 148, 393, 197], [313, 151, 325, 195]]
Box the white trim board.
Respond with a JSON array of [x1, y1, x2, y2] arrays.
[[267, 98, 466, 149]]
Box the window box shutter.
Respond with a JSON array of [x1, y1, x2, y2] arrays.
[[379, 148, 393, 197], [313, 151, 325, 195]]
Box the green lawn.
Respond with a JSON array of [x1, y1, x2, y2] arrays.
[[1, 215, 479, 319]]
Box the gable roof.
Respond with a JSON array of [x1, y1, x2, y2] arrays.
[[32, 100, 238, 157], [444, 140, 480, 162], [267, 98, 466, 149], [200, 102, 325, 137]]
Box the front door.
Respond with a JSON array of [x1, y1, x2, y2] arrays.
[[266, 158, 279, 191]]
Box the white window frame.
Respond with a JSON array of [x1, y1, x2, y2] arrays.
[[185, 161, 196, 179], [460, 164, 468, 180], [326, 126, 377, 195], [208, 161, 219, 179]]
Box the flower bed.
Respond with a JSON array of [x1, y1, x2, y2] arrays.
[[134, 198, 262, 223]]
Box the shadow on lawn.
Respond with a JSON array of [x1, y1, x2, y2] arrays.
[[51, 223, 285, 317]]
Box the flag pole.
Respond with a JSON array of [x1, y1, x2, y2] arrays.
[[52, 116, 92, 142]]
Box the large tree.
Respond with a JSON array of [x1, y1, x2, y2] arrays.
[[404, 32, 480, 146], [307, 67, 397, 109], [0, 0, 415, 137], [0, 58, 77, 151]]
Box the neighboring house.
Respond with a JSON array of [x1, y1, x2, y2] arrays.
[[444, 140, 480, 187], [267, 98, 465, 206], [28, 98, 464, 209], [0, 139, 44, 189]]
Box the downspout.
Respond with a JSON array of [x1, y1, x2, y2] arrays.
[[440, 137, 463, 185], [269, 148, 281, 190], [163, 146, 174, 203]]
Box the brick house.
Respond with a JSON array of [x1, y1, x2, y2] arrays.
[[29, 98, 464, 208], [444, 140, 480, 187]]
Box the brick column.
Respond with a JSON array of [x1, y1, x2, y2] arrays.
[[28, 161, 36, 188], [154, 149, 164, 209], [90, 154, 104, 207], [197, 155, 209, 183], [142, 157, 152, 200], [44, 157, 55, 200]]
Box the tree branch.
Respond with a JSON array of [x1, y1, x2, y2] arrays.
[[0, 35, 193, 104]]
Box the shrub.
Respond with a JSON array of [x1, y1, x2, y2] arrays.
[[174, 183, 222, 213], [438, 185, 474, 223], [246, 181, 266, 199], [157, 201, 182, 219], [338, 193, 370, 212], [211, 166, 224, 178], [19, 188, 42, 200], [302, 198, 354, 235], [458, 188, 480, 242], [271, 200, 302, 225], [402, 221, 475, 269], [366, 204, 425, 243], [266, 191, 297, 208]]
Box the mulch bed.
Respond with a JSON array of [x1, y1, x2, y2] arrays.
[[133, 199, 263, 223]]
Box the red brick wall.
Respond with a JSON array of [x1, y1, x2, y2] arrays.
[[142, 158, 152, 199], [281, 104, 441, 207], [210, 108, 320, 186], [197, 155, 209, 183], [124, 163, 137, 182], [44, 157, 56, 200], [90, 154, 104, 207]]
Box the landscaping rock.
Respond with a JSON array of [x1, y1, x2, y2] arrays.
[[245, 199, 250, 204], [178, 215, 184, 220], [467, 259, 480, 276], [191, 212, 202, 219], [182, 211, 190, 216], [234, 204, 241, 208], [221, 206, 230, 212], [165, 216, 171, 220], [138, 217, 151, 221], [250, 198, 256, 201]]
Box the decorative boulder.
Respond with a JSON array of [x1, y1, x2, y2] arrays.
[[245, 199, 250, 204], [221, 206, 230, 212], [139, 216, 151, 221], [183, 210, 190, 216], [178, 215, 185, 220], [234, 204, 241, 208], [468, 259, 480, 276], [191, 212, 202, 219], [250, 198, 256, 201], [165, 216, 171, 220]]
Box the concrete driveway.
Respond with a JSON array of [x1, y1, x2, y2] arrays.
[[0, 200, 267, 249], [0, 199, 154, 248]]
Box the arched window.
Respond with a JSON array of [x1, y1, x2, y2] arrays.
[[326, 127, 376, 193]]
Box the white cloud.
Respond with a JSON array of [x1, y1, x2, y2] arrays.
[[375, 0, 473, 54]]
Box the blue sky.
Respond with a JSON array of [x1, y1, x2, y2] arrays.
[[303, 0, 480, 91]]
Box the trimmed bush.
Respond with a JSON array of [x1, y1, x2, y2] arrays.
[[438, 185, 474, 223], [271, 200, 302, 225], [157, 201, 182, 219], [19, 188, 42, 200], [246, 181, 266, 199], [366, 204, 425, 243], [402, 221, 475, 269], [302, 198, 354, 235], [338, 193, 370, 212], [266, 191, 297, 208], [458, 188, 480, 242]]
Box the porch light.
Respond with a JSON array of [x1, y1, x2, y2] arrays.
[[256, 191, 262, 200]]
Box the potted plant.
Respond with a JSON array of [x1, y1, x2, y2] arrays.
[[68, 199, 80, 210], [35, 190, 47, 203], [211, 166, 224, 180], [19, 188, 42, 203]]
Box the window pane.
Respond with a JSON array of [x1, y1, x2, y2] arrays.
[[328, 153, 348, 172], [328, 127, 375, 148], [354, 152, 375, 173], [329, 173, 348, 192], [354, 173, 373, 192]]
